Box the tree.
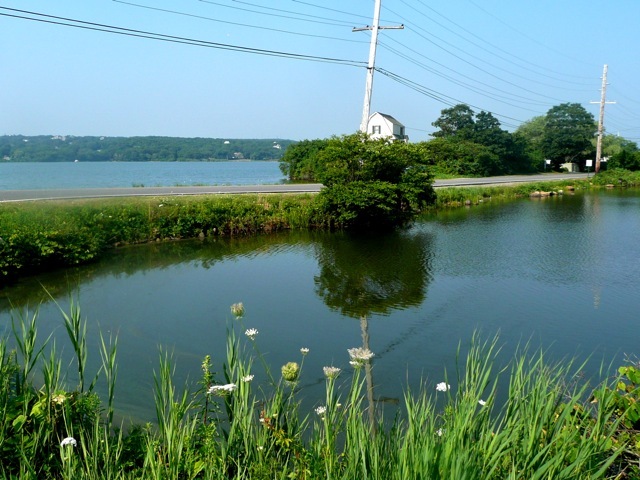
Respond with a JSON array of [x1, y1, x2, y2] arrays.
[[279, 138, 329, 181], [541, 103, 596, 170], [315, 133, 436, 229], [431, 104, 475, 139], [514, 116, 546, 171]]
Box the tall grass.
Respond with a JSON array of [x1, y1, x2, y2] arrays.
[[1, 301, 639, 478]]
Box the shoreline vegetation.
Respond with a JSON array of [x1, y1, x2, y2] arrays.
[[2, 302, 640, 478], [1, 169, 640, 285]]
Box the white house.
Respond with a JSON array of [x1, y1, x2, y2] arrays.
[[366, 112, 409, 143]]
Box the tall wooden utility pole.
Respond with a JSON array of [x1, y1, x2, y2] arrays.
[[591, 64, 615, 173], [353, 0, 403, 133]]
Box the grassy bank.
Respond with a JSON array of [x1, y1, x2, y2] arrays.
[[0, 194, 321, 284], [2, 301, 640, 479], [433, 169, 640, 208], [2, 169, 640, 285]]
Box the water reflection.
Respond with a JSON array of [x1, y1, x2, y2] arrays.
[[313, 230, 434, 423], [314, 230, 433, 318]]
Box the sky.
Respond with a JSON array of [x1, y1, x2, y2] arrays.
[[1, 1, 639, 142]]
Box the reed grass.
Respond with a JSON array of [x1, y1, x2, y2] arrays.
[[1, 301, 639, 478]]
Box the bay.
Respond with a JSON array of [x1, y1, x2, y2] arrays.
[[1, 190, 639, 423], [0, 161, 284, 190]]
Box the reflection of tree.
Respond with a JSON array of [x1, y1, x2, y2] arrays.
[[314, 230, 433, 318], [314, 229, 434, 428]]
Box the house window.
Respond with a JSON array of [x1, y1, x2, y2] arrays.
[[372, 125, 381, 134]]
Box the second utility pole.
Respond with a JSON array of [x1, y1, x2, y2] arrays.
[[353, 0, 403, 133], [591, 64, 615, 173]]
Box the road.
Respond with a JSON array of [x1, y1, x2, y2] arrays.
[[0, 173, 590, 202]]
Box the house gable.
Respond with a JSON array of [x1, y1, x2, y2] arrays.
[[367, 112, 408, 142]]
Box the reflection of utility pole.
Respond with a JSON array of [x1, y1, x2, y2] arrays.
[[590, 64, 615, 174], [360, 315, 376, 432], [353, 0, 403, 133]]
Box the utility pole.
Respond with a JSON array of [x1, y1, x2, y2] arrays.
[[590, 64, 615, 173], [353, 0, 403, 133]]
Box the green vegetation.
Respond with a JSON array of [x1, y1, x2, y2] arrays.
[[2, 303, 639, 479], [0, 194, 320, 285], [313, 133, 436, 229], [279, 103, 639, 181], [0, 136, 295, 162], [4, 171, 640, 285]]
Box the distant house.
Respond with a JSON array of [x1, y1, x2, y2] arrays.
[[367, 112, 409, 143]]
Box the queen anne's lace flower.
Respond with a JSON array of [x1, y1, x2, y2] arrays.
[[315, 405, 327, 416], [242, 375, 254, 383], [435, 382, 450, 392], [245, 328, 258, 340], [323, 366, 341, 379], [208, 383, 237, 395], [300, 347, 310, 355], [347, 347, 374, 367], [60, 437, 77, 447]]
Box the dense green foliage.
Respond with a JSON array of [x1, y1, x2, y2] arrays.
[[0, 136, 295, 162], [541, 103, 596, 170], [278, 138, 329, 181], [0, 194, 320, 285], [312, 133, 436, 229], [2, 305, 639, 479]]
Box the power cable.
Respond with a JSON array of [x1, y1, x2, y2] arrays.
[[0, 6, 367, 66], [196, 0, 355, 28], [375, 67, 526, 128], [404, 0, 593, 83], [112, 1, 367, 44]]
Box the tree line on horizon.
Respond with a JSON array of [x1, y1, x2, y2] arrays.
[[0, 136, 295, 162], [281, 102, 640, 181]]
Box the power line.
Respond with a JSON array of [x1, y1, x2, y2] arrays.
[[196, 0, 355, 28], [402, 0, 593, 84], [378, 39, 554, 111], [0, 6, 367, 66], [375, 67, 526, 128], [112, 0, 367, 44]]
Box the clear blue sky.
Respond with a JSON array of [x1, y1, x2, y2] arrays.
[[1, 1, 639, 142]]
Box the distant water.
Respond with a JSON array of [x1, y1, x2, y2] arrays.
[[0, 161, 285, 190]]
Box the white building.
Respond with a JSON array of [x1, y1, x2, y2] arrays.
[[366, 112, 409, 143]]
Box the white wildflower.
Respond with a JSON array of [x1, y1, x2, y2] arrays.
[[436, 428, 445, 437], [478, 399, 487, 406], [315, 405, 327, 416], [242, 375, 254, 383], [435, 382, 450, 392], [60, 437, 77, 447], [208, 383, 237, 395], [347, 347, 374, 367], [245, 328, 258, 340], [300, 347, 309, 355], [323, 366, 341, 379]]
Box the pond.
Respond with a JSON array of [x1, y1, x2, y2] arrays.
[[1, 190, 639, 423]]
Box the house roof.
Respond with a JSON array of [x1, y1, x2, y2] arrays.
[[369, 112, 405, 127]]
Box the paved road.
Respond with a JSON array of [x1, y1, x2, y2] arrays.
[[0, 173, 590, 202]]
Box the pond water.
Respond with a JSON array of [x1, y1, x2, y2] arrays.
[[1, 190, 639, 423]]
